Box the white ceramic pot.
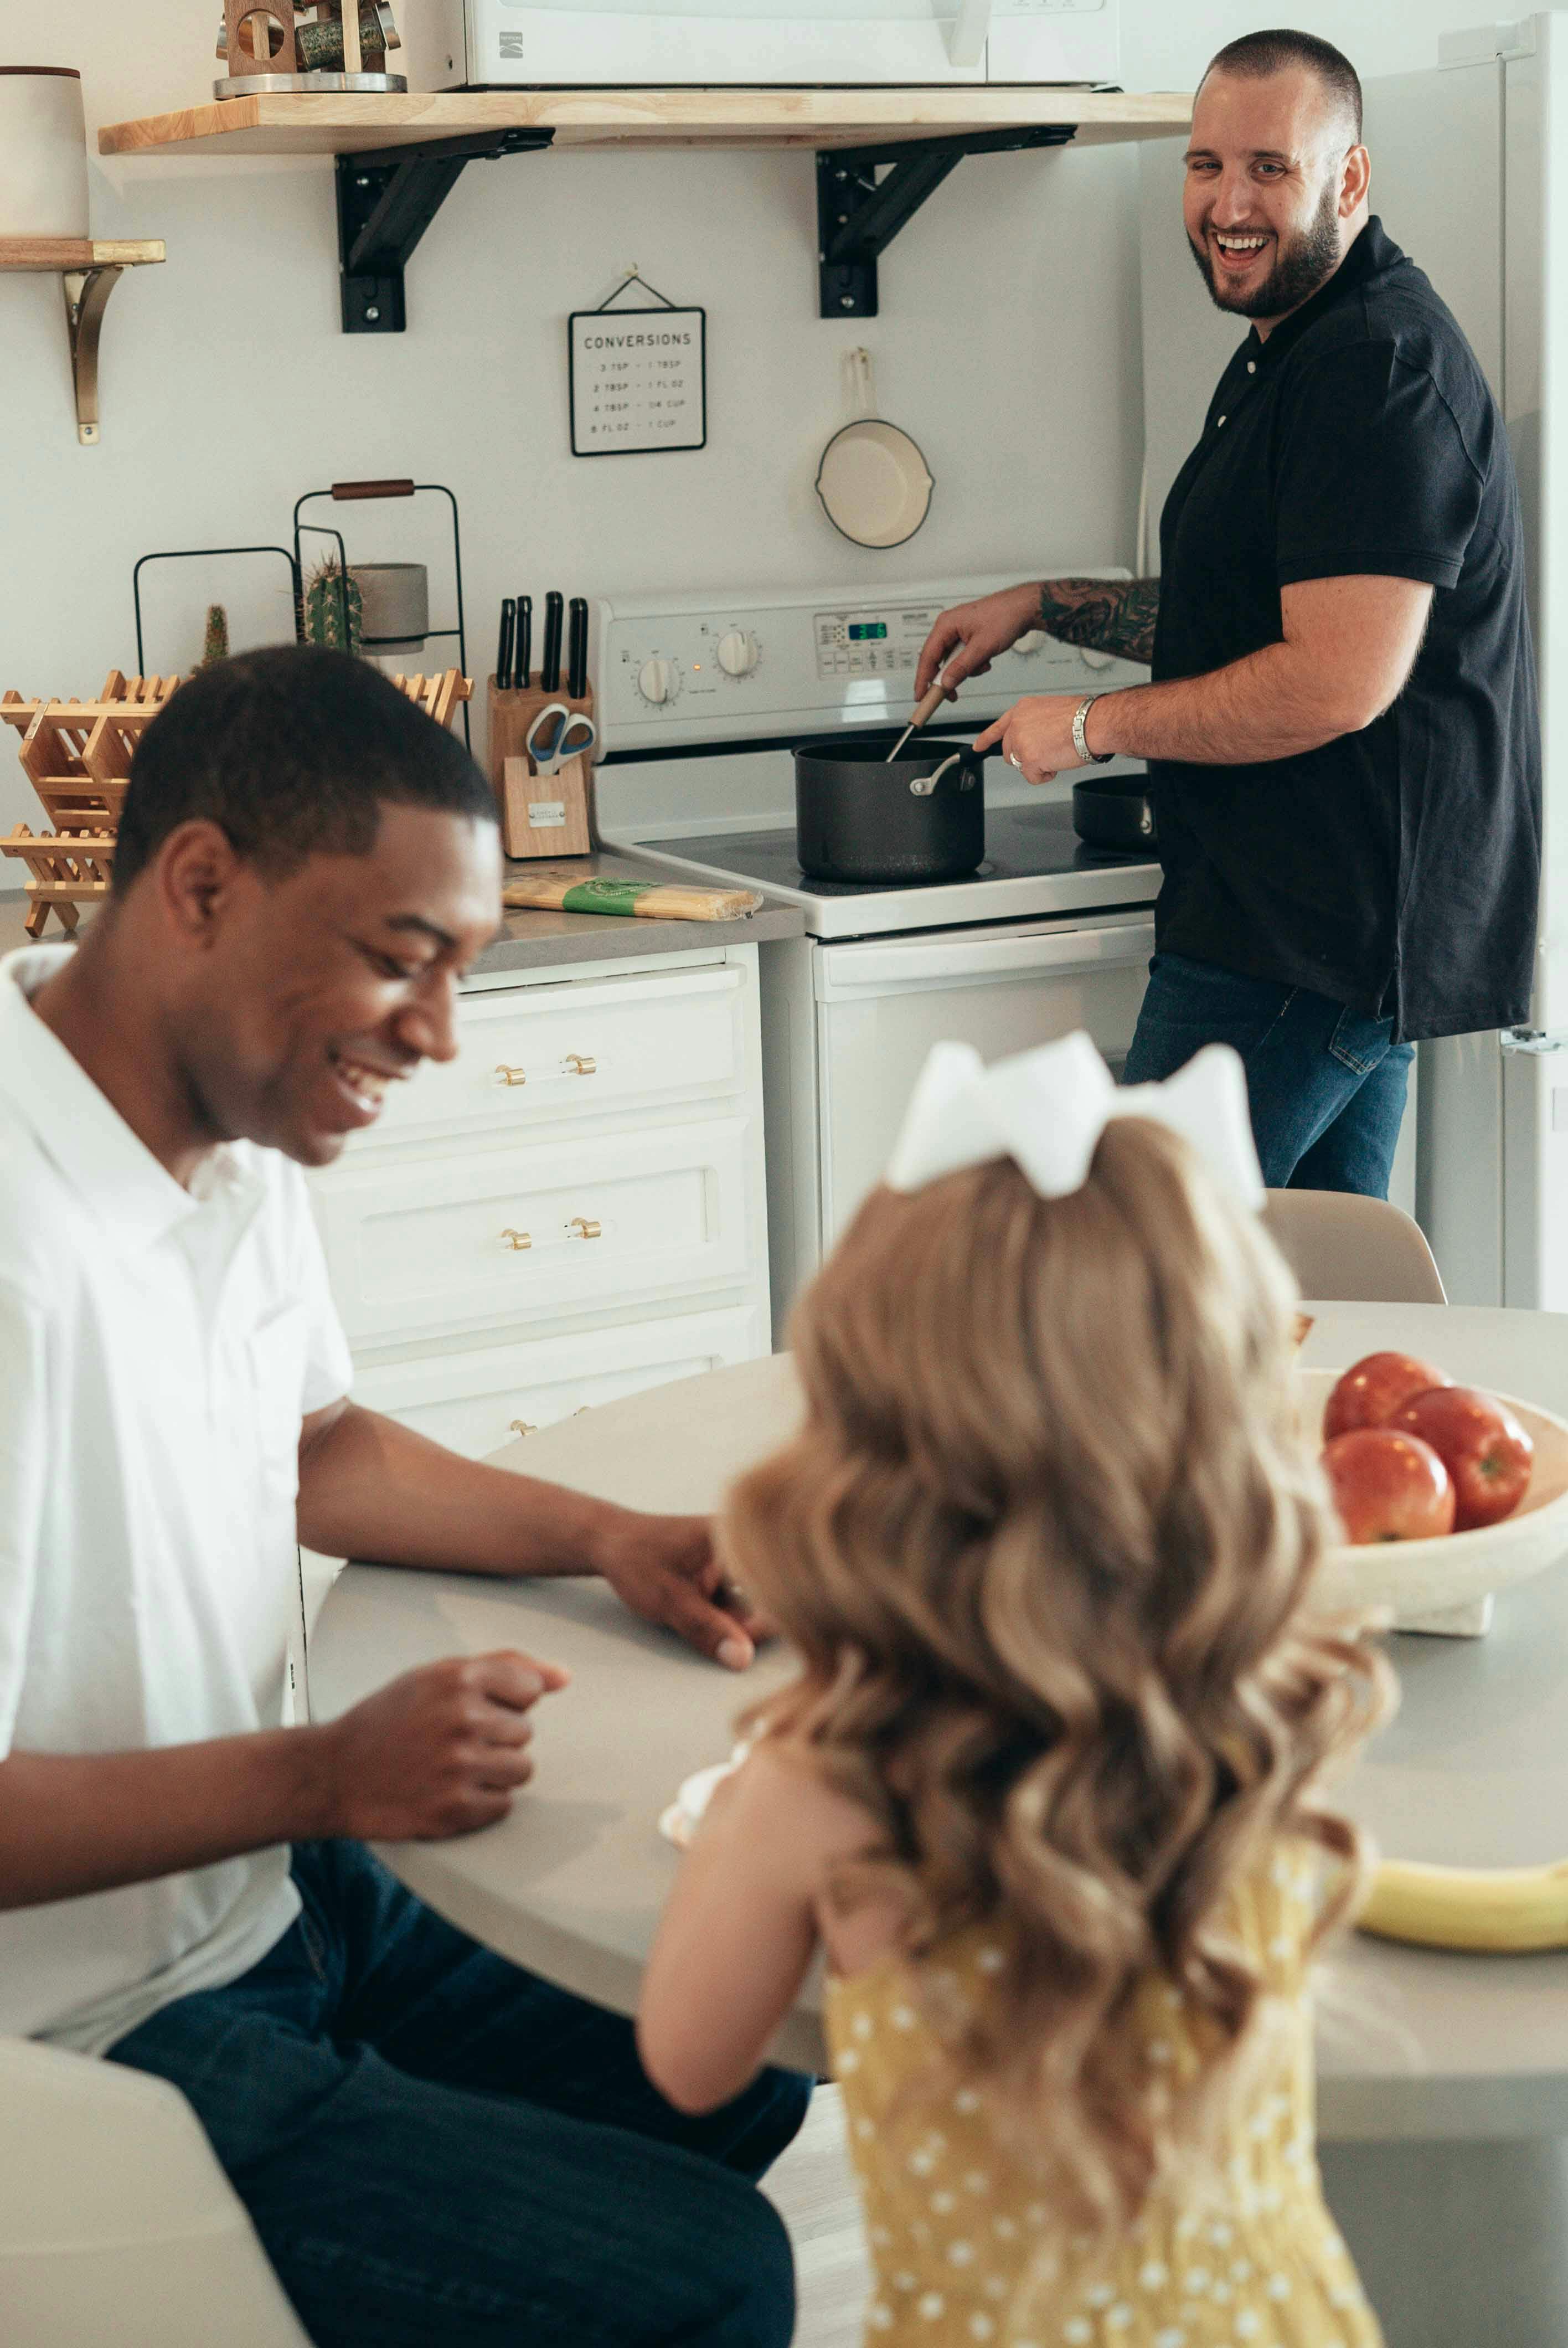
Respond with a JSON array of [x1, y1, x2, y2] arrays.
[[354, 563, 429, 657], [0, 68, 89, 240]]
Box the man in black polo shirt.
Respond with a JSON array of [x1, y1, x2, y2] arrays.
[[915, 27, 1540, 1198]]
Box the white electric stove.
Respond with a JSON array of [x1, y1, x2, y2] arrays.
[[590, 574, 1162, 1331]]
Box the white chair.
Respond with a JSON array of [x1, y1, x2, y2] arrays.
[[0, 2035, 310, 2347], [1261, 1188, 1447, 1305]]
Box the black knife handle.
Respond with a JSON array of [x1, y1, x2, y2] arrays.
[[516, 594, 532, 693], [541, 591, 564, 693], [496, 598, 515, 692], [567, 597, 589, 701]]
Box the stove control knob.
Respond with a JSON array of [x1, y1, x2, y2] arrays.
[[637, 656, 677, 705], [1080, 648, 1115, 671], [1014, 630, 1048, 654], [716, 629, 760, 678]]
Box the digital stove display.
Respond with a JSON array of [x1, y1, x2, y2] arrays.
[[814, 604, 936, 681]]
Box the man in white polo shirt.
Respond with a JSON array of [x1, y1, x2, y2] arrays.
[[0, 648, 804, 2348]]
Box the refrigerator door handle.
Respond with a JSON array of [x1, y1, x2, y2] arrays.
[[816, 919, 1156, 1000], [1501, 1028, 1568, 1054]]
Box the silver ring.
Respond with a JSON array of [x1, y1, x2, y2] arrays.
[[1008, 751, 1023, 771]]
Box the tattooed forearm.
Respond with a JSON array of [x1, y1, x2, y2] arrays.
[[1038, 578, 1160, 666]]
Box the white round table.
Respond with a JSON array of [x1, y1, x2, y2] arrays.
[[310, 1303, 1568, 2348]]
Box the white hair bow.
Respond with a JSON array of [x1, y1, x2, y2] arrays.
[[885, 1031, 1265, 1208]]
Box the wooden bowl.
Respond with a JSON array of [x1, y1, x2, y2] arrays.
[[1304, 1367, 1568, 1629]]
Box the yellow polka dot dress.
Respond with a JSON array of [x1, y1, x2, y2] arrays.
[[823, 1850, 1381, 2348]]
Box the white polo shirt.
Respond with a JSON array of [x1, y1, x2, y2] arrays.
[[0, 946, 353, 2053]]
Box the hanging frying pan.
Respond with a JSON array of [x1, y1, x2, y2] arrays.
[[815, 347, 934, 551]]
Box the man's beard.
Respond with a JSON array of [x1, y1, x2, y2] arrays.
[[1188, 176, 1342, 321]]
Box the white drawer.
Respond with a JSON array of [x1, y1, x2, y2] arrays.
[[352, 1307, 762, 1463], [314, 1117, 754, 1346], [359, 966, 745, 1149]]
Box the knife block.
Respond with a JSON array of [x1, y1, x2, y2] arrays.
[[488, 674, 595, 862]]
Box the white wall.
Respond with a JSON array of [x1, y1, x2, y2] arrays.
[[1122, 0, 1548, 86], [0, 0, 1149, 835]]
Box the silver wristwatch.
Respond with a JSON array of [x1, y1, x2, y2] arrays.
[[1072, 694, 1114, 765]]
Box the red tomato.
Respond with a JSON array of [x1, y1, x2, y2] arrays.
[[1323, 1351, 1452, 1441], [1389, 1386, 1534, 1531], [1322, 1429, 1457, 1544]]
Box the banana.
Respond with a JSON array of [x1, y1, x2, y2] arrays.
[[1359, 1857, 1568, 1953]]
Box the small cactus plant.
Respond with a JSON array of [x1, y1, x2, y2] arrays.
[[303, 556, 363, 654], [200, 603, 230, 668]]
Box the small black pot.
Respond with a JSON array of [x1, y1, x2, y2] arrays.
[[1072, 773, 1158, 853], [795, 730, 985, 884]]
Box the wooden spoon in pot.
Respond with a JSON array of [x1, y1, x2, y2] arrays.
[[885, 677, 951, 763]]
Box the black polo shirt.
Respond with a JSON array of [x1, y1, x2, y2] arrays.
[[1148, 216, 1540, 1043]]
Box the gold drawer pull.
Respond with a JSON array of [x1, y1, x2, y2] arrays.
[[508, 1419, 538, 1438], [561, 1054, 596, 1076], [500, 1227, 532, 1251], [567, 1216, 602, 1241], [495, 1064, 527, 1087]]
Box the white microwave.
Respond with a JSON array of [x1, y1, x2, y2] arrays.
[[404, 0, 1119, 89]]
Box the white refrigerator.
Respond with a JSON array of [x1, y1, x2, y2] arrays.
[[1138, 14, 1568, 1309]]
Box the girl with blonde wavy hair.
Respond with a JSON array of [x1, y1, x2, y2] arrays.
[[639, 1035, 1393, 2348]]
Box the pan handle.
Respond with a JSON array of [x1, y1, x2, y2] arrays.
[[909, 751, 964, 799]]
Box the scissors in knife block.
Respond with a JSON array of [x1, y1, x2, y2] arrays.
[[524, 702, 598, 776]]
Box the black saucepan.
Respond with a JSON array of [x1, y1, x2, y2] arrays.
[[1072, 773, 1158, 853], [795, 730, 985, 884]]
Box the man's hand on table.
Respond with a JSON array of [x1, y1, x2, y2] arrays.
[[318, 1651, 571, 1840], [590, 1507, 775, 1672], [297, 1400, 776, 1675]]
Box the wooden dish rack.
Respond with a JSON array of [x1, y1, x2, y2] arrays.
[[2, 667, 471, 936]]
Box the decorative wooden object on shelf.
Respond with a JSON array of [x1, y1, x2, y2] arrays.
[[0, 239, 166, 444], [1, 826, 115, 938], [222, 0, 299, 78], [488, 674, 596, 863], [391, 668, 471, 730]]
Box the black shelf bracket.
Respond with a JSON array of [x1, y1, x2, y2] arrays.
[[817, 123, 1077, 318], [336, 127, 555, 333]]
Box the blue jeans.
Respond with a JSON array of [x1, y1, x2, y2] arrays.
[[106, 1840, 809, 2348], [1122, 952, 1415, 1197]]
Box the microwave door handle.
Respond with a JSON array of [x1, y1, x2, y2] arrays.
[[946, 0, 991, 68]]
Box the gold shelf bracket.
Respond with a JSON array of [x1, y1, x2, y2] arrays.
[[61, 264, 123, 446], [0, 239, 167, 444]]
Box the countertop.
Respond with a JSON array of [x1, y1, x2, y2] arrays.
[[0, 848, 804, 973]]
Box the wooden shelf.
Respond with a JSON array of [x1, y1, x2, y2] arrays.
[[0, 238, 164, 272], [98, 85, 1191, 158], [0, 240, 166, 442], [94, 87, 1188, 328]]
